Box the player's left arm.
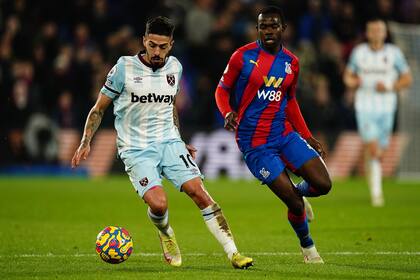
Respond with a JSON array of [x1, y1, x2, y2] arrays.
[[377, 47, 413, 92], [173, 85, 197, 160], [392, 47, 412, 91], [285, 59, 326, 158], [393, 71, 412, 92]]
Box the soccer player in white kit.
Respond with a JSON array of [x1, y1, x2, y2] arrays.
[[71, 16, 253, 269], [344, 18, 412, 207]]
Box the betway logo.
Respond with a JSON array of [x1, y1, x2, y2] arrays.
[[131, 92, 174, 104], [257, 89, 282, 101]]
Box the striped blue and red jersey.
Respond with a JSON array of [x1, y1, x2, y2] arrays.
[[215, 41, 312, 152]]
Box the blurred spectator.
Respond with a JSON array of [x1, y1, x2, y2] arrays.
[[298, 0, 331, 44], [54, 90, 79, 128], [398, 0, 420, 23], [185, 0, 216, 46], [317, 33, 346, 103]]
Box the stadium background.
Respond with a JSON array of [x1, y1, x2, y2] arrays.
[[1, 0, 419, 178]]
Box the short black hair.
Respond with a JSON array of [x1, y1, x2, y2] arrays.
[[259, 6, 286, 25], [145, 16, 175, 37]]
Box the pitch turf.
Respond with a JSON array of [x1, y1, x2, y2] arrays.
[[0, 176, 419, 279]]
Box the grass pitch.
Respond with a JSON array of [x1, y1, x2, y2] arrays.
[[0, 176, 419, 279]]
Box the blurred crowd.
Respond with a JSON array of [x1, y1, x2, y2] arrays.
[[1, 0, 419, 165]]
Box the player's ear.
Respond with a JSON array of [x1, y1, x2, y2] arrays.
[[142, 36, 147, 46]]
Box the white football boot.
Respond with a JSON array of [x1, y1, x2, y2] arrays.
[[303, 197, 315, 222], [158, 230, 182, 267], [302, 245, 324, 264]]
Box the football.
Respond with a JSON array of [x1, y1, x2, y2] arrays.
[[95, 226, 133, 264]]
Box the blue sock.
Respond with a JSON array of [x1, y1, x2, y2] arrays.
[[288, 210, 314, 248], [295, 181, 321, 197]]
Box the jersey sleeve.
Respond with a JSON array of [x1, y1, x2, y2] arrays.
[[285, 58, 312, 139], [394, 47, 410, 74], [215, 50, 243, 118], [177, 61, 183, 94], [347, 48, 359, 73], [101, 57, 125, 100]]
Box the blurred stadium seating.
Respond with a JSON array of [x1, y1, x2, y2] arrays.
[[1, 0, 419, 178]]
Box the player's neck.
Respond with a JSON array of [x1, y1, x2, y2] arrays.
[[138, 53, 165, 71], [258, 40, 282, 54], [369, 42, 384, 51]]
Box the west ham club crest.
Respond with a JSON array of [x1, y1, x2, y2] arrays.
[[166, 74, 175, 87], [139, 177, 149, 187]]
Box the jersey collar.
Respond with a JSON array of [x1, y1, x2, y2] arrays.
[[137, 51, 167, 72], [257, 40, 283, 55]]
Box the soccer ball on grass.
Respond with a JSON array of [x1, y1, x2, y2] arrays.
[[96, 226, 133, 264]]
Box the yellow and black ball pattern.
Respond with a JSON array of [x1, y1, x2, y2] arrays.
[[96, 226, 133, 264]]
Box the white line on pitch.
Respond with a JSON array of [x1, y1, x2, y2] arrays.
[[2, 251, 420, 258]]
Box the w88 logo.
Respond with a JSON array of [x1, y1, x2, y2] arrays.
[[257, 89, 282, 102]]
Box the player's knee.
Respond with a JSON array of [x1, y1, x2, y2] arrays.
[[317, 177, 332, 195], [148, 196, 168, 216]]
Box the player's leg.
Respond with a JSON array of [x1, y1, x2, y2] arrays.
[[120, 148, 181, 266], [161, 140, 252, 269], [281, 132, 332, 197], [357, 111, 389, 206], [268, 171, 323, 264], [181, 177, 253, 268], [142, 186, 182, 266], [367, 111, 394, 206], [295, 157, 332, 197], [364, 140, 384, 206], [244, 144, 323, 263]]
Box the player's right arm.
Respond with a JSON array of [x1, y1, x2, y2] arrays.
[[72, 58, 125, 168], [71, 94, 112, 168], [215, 50, 243, 131], [343, 48, 361, 90], [343, 68, 361, 90]]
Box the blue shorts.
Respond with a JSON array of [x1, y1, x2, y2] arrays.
[[119, 139, 202, 197], [243, 132, 319, 185], [356, 110, 395, 147]]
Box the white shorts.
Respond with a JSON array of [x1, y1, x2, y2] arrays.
[[119, 139, 202, 197], [356, 110, 395, 147]]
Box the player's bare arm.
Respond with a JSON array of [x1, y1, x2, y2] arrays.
[[306, 137, 326, 159], [71, 93, 112, 168], [392, 71, 412, 92], [343, 68, 361, 90], [173, 96, 197, 159], [375, 71, 412, 92], [224, 111, 238, 132]]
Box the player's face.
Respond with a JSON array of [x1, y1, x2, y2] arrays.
[[143, 34, 174, 67], [366, 21, 387, 45], [257, 14, 285, 50]]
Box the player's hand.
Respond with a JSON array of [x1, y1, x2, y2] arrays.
[[71, 142, 91, 168], [186, 144, 197, 160], [375, 82, 388, 93], [224, 111, 238, 132], [306, 137, 326, 159]]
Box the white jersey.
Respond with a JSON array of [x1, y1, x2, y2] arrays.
[[101, 54, 182, 152], [347, 43, 410, 113]]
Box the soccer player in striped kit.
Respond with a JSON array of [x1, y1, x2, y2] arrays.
[[72, 16, 252, 269], [215, 6, 332, 263], [344, 18, 412, 207]]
